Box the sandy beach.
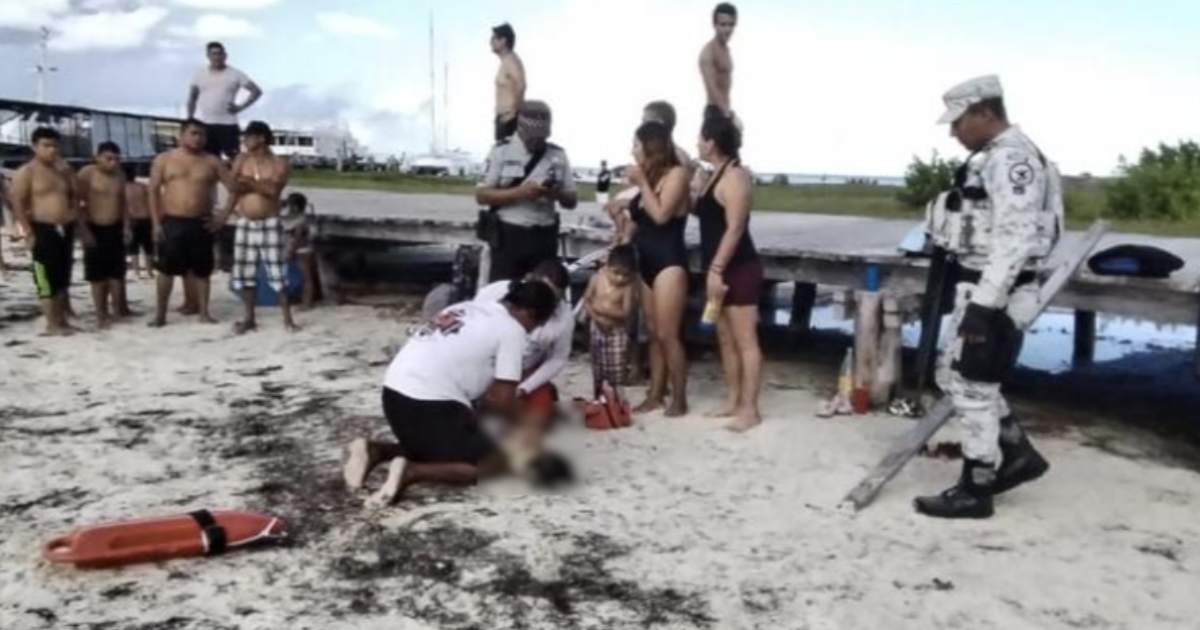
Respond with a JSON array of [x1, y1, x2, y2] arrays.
[[2, 245, 1199, 630]]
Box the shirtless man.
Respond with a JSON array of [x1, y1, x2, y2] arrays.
[[491, 23, 526, 141], [148, 119, 233, 327], [210, 121, 296, 333], [9, 128, 81, 336], [699, 3, 738, 121], [124, 164, 154, 279], [78, 142, 133, 327]]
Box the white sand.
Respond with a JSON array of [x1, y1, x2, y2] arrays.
[[2, 248, 1199, 630]]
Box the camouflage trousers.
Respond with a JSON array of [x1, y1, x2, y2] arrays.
[[936, 281, 1039, 464]]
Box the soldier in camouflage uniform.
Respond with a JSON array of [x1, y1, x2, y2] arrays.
[[916, 75, 1063, 519]]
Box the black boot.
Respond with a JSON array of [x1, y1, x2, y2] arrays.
[[994, 415, 1050, 495], [914, 458, 996, 519]]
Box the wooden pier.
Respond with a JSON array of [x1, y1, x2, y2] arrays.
[[303, 188, 1200, 378]]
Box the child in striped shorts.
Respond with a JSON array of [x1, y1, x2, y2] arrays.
[[582, 245, 638, 397]]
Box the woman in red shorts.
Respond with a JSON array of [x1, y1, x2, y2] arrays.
[[695, 113, 764, 432]]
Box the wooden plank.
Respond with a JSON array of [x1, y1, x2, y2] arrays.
[[842, 221, 1110, 511], [842, 397, 956, 510]]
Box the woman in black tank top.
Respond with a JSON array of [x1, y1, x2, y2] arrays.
[[606, 121, 692, 416], [695, 114, 763, 432]]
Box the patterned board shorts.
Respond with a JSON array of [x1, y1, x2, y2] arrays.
[[590, 320, 629, 395], [232, 217, 286, 292]]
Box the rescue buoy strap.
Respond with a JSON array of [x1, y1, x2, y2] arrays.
[[189, 510, 228, 555]]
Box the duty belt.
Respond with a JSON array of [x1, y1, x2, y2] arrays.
[[958, 268, 1039, 289]]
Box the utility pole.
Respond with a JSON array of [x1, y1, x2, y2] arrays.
[[35, 27, 58, 103]]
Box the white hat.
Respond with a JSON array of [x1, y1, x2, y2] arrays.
[[937, 75, 1003, 124]]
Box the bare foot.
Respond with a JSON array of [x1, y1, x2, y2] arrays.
[[39, 326, 75, 337], [198, 314, 219, 325], [343, 438, 374, 492], [117, 309, 140, 318], [96, 317, 112, 330], [724, 411, 762, 433], [284, 320, 301, 333], [232, 320, 256, 334], [633, 398, 664, 413], [177, 305, 198, 316], [664, 400, 689, 418], [365, 458, 407, 507], [147, 318, 167, 328]]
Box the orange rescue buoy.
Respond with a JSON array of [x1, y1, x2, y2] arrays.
[[42, 510, 287, 569]]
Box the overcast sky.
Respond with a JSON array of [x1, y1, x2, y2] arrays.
[[1, 0, 1197, 176]]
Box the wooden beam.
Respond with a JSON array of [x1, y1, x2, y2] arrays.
[[1073, 310, 1097, 367]]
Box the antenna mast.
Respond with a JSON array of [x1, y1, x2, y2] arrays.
[[428, 13, 437, 154], [35, 27, 58, 103]]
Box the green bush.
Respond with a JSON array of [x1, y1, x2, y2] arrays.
[[897, 152, 961, 209], [770, 173, 789, 186], [1106, 141, 1200, 221]]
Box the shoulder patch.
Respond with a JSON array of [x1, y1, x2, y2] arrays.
[[1008, 160, 1035, 187]]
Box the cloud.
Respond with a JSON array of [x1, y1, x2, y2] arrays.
[[167, 13, 262, 40], [0, 0, 70, 30], [315, 12, 397, 40], [170, 0, 281, 10], [50, 6, 168, 51]]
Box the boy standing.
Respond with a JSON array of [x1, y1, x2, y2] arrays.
[[124, 164, 154, 279], [78, 142, 133, 327], [582, 245, 637, 397]]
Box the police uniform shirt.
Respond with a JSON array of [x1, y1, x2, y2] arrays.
[[959, 126, 1060, 309], [478, 136, 576, 228]]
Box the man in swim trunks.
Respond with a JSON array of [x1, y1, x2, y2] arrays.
[[148, 119, 234, 327], [210, 120, 296, 334], [124, 164, 154, 279], [699, 4, 738, 123], [78, 141, 134, 327], [9, 127, 80, 336], [491, 23, 526, 141]]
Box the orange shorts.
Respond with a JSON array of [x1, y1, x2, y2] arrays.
[[520, 383, 558, 420]]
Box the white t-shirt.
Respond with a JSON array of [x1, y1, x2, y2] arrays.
[[191, 65, 252, 125], [384, 301, 527, 405], [474, 280, 574, 393]]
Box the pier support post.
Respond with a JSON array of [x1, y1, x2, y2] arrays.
[[790, 282, 817, 334], [1073, 310, 1096, 367], [1194, 300, 1200, 380]]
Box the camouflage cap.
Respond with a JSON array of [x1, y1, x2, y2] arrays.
[[937, 75, 1003, 124]]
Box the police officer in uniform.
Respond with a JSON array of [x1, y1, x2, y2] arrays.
[[476, 100, 578, 282], [916, 75, 1063, 519]]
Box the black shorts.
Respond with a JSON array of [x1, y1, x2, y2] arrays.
[[489, 220, 559, 282], [204, 124, 241, 159], [494, 115, 518, 141], [156, 216, 215, 278], [129, 219, 154, 258], [382, 387, 496, 465], [31, 222, 75, 299], [83, 223, 127, 282]]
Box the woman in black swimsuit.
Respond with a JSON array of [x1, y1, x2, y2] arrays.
[[695, 114, 763, 432], [608, 122, 691, 416]]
